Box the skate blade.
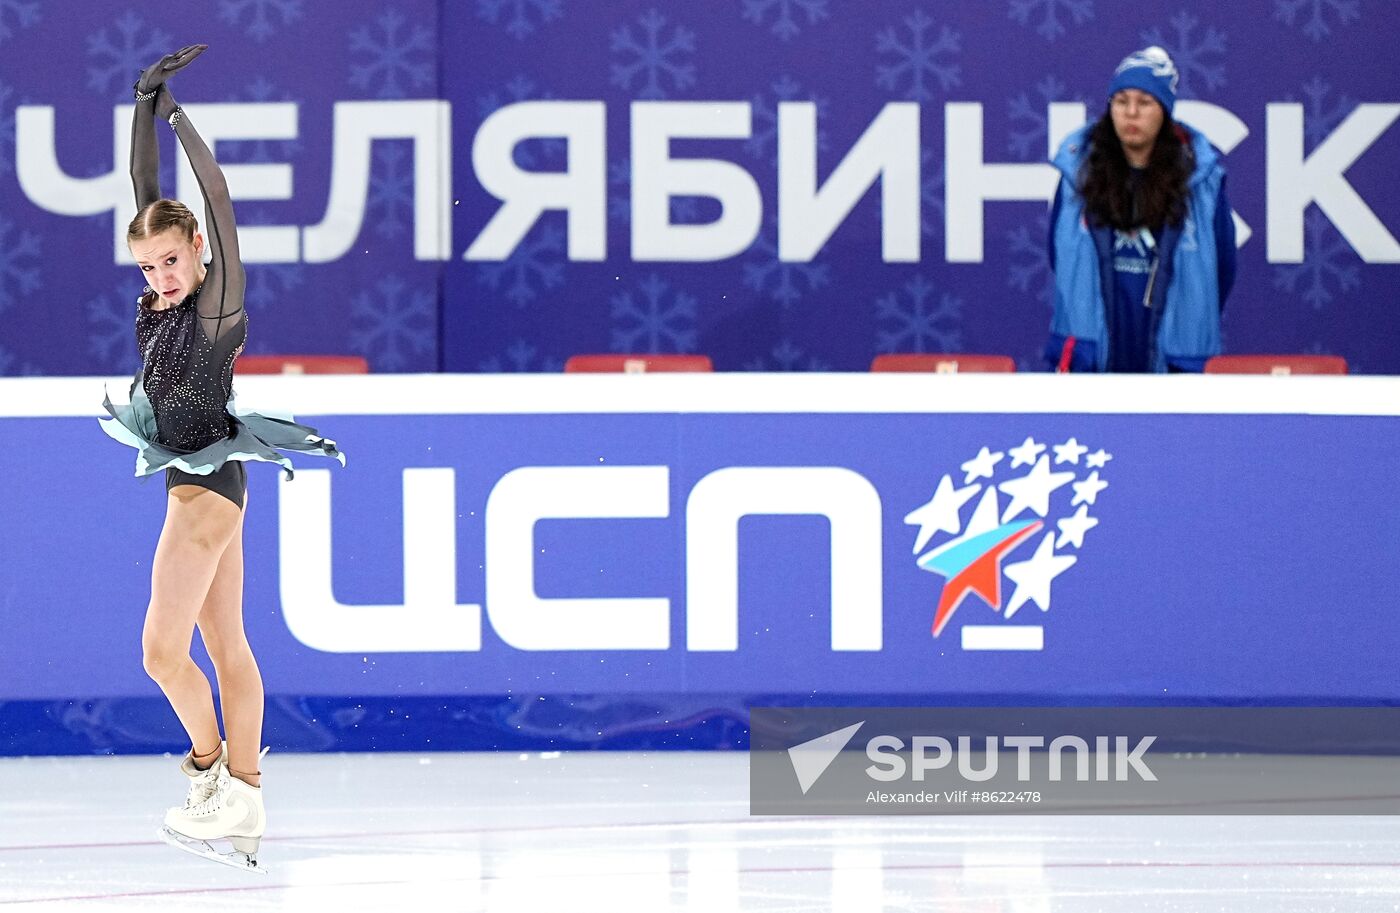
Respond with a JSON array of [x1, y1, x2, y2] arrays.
[[157, 825, 268, 875]]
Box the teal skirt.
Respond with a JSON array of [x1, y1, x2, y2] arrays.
[[99, 372, 345, 480]]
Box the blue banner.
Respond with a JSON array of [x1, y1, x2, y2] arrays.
[[1, 1, 1397, 377], [2, 375, 1397, 745]]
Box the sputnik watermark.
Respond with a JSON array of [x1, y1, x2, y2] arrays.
[[784, 724, 1157, 804], [749, 707, 1400, 815], [865, 735, 1157, 782]]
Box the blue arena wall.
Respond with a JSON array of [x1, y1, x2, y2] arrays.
[[2, 373, 1399, 754], [1, 0, 1399, 377]]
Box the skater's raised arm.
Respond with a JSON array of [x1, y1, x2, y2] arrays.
[[130, 45, 203, 210], [157, 86, 246, 345], [129, 89, 160, 209], [133, 44, 245, 345]]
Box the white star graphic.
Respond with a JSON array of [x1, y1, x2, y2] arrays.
[[1052, 437, 1089, 465], [903, 475, 980, 554], [960, 446, 1004, 484], [997, 455, 1075, 523], [1085, 449, 1113, 469], [920, 488, 1000, 565], [1007, 436, 1045, 468], [963, 487, 1001, 537], [1055, 504, 1099, 549], [1071, 470, 1109, 507], [1004, 531, 1077, 618]]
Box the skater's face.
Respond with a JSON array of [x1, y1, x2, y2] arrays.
[[130, 228, 205, 308], [1110, 89, 1164, 163]]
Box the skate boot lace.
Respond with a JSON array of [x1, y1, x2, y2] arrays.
[[185, 771, 231, 818], [184, 760, 224, 809]]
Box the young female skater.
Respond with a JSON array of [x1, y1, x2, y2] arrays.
[[100, 45, 344, 872]]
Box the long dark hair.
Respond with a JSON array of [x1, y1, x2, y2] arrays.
[[1078, 107, 1191, 234]]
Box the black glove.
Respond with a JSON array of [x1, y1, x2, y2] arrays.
[[154, 84, 178, 121], [135, 44, 207, 97]]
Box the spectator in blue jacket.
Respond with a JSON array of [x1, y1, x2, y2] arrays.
[[1046, 46, 1236, 372]]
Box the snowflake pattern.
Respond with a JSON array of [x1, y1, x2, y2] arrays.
[[349, 275, 436, 371], [0, 343, 43, 376], [85, 291, 141, 374], [610, 9, 697, 100], [0, 215, 39, 318], [476, 76, 567, 169], [875, 9, 961, 102], [1007, 75, 1083, 160], [348, 8, 435, 99], [0, 80, 16, 180], [367, 143, 414, 241], [477, 224, 566, 307], [243, 261, 306, 312], [1006, 225, 1055, 312], [744, 339, 832, 371], [742, 0, 830, 41], [1291, 76, 1356, 151], [1008, 0, 1093, 42], [85, 11, 174, 98], [747, 74, 831, 165], [7, 6, 1388, 380], [0, 0, 39, 45], [229, 208, 306, 313], [476, 0, 564, 40], [1273, 209, 1361, 310], [875, 275, 963, 353], [218, 0, 303, 42], [743, 218, 833, 306], [211, 77, 306, 312], [219, 77, 303, 164], [607, 159, 701, 225], [1274, 0, 1359, 41], [610, 274, 698, 353], [1141, 12, 1226, 98], [478, 338, 565, 372]]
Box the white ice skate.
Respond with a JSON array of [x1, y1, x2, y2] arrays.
[[158, 747, 269, 874]]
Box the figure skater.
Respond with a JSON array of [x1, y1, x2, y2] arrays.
[[99, 45, 344, 873]]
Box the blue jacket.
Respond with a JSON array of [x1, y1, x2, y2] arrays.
[[1046, 123, 1236, 372]]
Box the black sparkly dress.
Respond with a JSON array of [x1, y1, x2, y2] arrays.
[[100, 87, 343, 480]]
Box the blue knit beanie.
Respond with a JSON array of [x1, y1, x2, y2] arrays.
[[1108, 46, 1179, 115]]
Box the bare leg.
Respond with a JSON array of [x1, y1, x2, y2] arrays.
[[143, 485, 243, 762], [195, 489, 265, 786]]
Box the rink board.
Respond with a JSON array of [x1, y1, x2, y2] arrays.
[[0, 373, 1398, 753]]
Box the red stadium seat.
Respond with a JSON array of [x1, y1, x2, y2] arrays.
[[564, 354, 714, 373], [1203, 355, 1348, 376], [237, 354, 370, 375], [870, 353, 1016, 373]]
